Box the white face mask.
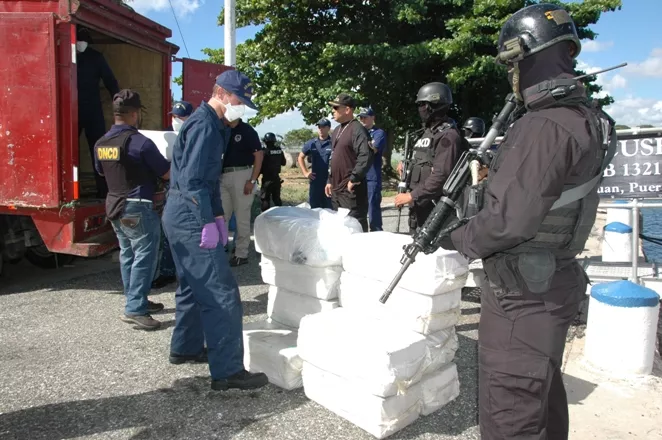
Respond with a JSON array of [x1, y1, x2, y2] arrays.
[[212, 96, 246, 122], [76, 41, 88, 52], [172, 117, 184, 132]]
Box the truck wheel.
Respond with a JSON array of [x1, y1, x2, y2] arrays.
[[25, 245, 75, 269]]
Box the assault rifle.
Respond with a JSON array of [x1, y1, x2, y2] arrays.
[[379, 93, 519, 303], [395, 128, 423, 233]]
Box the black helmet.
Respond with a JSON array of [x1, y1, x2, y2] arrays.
[[262, 132, 277, 143], [415, 82, 453, 107], [462, 117, 486, 138], [496, 3, 581, 65]]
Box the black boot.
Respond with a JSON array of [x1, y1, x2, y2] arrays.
[[211, 369, 268, 391]]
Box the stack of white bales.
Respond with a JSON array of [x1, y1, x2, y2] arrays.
[[243, 206, 363, 390], [297, 231, 468, 438]]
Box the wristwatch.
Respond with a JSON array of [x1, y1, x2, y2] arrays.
[[250, 179, 257, 185]]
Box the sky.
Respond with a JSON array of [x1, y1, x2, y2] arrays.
[[129, 0, 662, 136]]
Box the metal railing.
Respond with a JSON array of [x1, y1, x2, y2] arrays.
[[598, 199, 662, 284]]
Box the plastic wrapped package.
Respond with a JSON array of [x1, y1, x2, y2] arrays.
[[302, 362, 423, 439], [242, 320, 303, 390], [260, 255, 341, 300], [254, 206, 363, 267], [423, 328, 459, 377], [338, 272, 464, 334], [299, 308, 439, 397], [267, 285, 339, 329], [341, 231, 469, 294], [420, 363, 460, 416]]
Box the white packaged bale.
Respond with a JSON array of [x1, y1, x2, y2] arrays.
[[254, 206, 363, 267], [260, 255, 341, 300], [302, 362, 422, 439], [419, 362, 460, 416], [242, 321, 303, 390], [267, 285, 340, 329], [423, 328, 459, 376], [341, 231, 469, 294], [298, 308, 433, 397], [339, 271, 464, 334], [138, 129, 177, 161]]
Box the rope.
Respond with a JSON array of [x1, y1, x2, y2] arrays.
[[640, 233, 662, 247]]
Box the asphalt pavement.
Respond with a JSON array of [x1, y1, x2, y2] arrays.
[[0, 206, 481, 440]]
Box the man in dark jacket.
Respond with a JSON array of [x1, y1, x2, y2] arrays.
[[259, 132, 286, 211], [324, 93, 374, 232], [394, 83, 465, 233], [443, 4, 616, 438], [77, 26, 120, 198]]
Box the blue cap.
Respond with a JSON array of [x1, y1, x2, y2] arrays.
[[169, 101, 193, 117], [215, 70, 257, 110], [358, 107, 375, 117], [316, 118, 331, 127]]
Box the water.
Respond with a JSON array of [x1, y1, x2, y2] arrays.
[[642, 207, 662, 263]]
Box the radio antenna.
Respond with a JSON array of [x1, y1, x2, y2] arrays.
[[574, 62, 627, 80]]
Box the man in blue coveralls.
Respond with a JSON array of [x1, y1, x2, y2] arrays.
[[297, 118, 333, 209], [162, 70, 268, 391], [358, 107, 387, 231], [94, 90, 170, 330]]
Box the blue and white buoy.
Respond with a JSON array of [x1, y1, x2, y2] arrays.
[[585, 280, 660, 376]]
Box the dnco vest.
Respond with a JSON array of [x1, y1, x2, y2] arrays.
[[409, 122, 453, 197], [94, 129, 155, 220], [483, 97, 615, 294], [261, 147, 285, 180]]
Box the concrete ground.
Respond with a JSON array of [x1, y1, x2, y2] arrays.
[[1, 204, 661, 440]]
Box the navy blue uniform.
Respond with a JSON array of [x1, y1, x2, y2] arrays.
[[302, 137, 332, 209], [162, 101, 245, 380], [94, 124, 169, 318], [223, 121, 262, 168], [78, 47, 119, 198], [366, 127, 387, 231]]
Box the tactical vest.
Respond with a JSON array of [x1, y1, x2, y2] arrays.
[[409, 122, 454, 193], [94, 129, 156, 220], [483, 98, 613, 294], [262, 147, 284, 179]]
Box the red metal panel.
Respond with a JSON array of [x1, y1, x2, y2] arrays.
[[0, 12, 60, 208], [182, 58, 234, 109]]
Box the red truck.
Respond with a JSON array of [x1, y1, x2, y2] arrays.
[[0, 0, 232, 275]]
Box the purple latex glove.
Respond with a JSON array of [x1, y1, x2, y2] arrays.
[[215, 217, 228, 246], [200, 222, 219, 249]]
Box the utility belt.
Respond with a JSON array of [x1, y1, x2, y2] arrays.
[[482, 251, 584, 295]]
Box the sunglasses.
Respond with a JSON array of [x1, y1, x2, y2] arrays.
[[332, 105, 346, 111]]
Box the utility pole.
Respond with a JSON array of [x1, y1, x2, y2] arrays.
[[224, 0, 236, 66]]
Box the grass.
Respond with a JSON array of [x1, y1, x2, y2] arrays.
[[278, 167, 399, 205]]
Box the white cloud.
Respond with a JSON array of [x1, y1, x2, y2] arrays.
[[128, 0, 201, 18], [603, 96, 662, 127], [581, 40, 614, 53], [624, 48, 662, 78]]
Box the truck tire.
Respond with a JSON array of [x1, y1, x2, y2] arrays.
[[25, 245, 75, 269]]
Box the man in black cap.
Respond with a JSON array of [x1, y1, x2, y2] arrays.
[[168, 101, 193, 131], [324, 93, 374, 231], [162, 69, 268, 391], [443, 4, 616, 438], [298, 118, 333, 209], [94, 89, 170, 330], [259, 132, 286, 211], [77, 26, 120, 199]]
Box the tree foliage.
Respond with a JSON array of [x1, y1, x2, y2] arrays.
[[282, 127, 317, 148], [202, 0, 622, 158]]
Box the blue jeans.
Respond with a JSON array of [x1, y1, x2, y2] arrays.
[[367, 180, 383, 231], [110, 201, 161, 316]]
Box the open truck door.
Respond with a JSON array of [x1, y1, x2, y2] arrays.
[[180, 58, 234, 109], [0, 12, 60, 208]]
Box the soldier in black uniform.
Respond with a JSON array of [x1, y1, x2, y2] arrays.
[[461, 117, 486, 138], [444, 4, 616, 439], [394, 83, 465, 233], [259, 132, 286, 211]]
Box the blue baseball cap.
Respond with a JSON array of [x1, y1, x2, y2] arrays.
[[169, 101, 193, 117], [316, 118, 331, 127], [358, 107, 375, 117], [215, 70, 257, 110]]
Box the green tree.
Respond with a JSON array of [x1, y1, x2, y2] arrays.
[[615, 124, 630, 130], [281, 127, 316, 149], [203, 0, 621, 171]]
